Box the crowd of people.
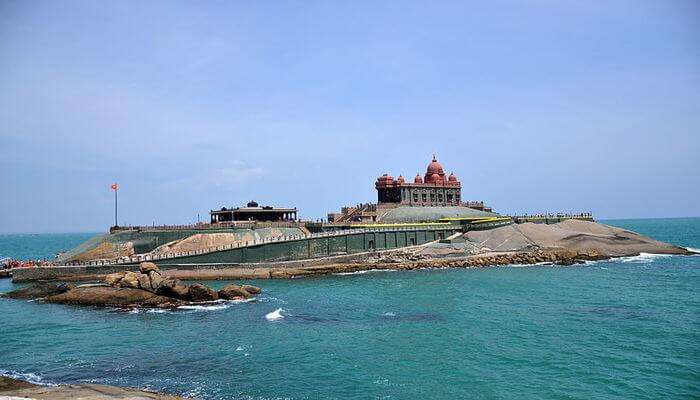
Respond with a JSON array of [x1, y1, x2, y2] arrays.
[[1, 258, 53, 270]]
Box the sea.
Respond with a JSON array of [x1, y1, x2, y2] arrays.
[[0, 218, 698, 399]]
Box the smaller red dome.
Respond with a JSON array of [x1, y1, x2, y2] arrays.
[[397, 175, 405, 183], [429, 173, 441, 183], [414, 174, 423, 184], [448, 172, 457, 182], [377, 173, 394, 182]]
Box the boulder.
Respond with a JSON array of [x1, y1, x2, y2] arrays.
[[188, 283, 219, 302], [241, 284, 262, 295], [137, 273, 151, 290], [1, 282, 75, 300], [218, 284, 251, 299], [46, 286, 183, 308], [104, 272, 126, 286], [118, 271, 141, 289], [0, 375, 188, 399], [155, 277, 189, 300], [139, 261, 159, 274], [148, 270, 163, 291], [0, 376, 37, 391]]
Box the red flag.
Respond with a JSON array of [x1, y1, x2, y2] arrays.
[[111, 183, 118, 190]]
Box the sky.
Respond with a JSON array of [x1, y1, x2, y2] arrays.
[[1, 0, 699, 233]]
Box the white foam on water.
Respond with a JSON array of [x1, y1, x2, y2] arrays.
[[334, 268, 397, 276], [265, 308, 284, 321], [179, 303, 231, 311], [382, 312, 396, 317], [146, 309, 168, 314], [685, 247, 700, 254], [619, 253, 673, 263], [260, 296, 287, 304], [177, 298, 256, 312], [0, 370, 57, 387], [235, 346, 244, 351]]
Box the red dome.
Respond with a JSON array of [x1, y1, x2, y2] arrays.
[[375, 173, 395, 188], [414, 174, 423, 184], [426, 155, 444, 176], [397, 175, 405, 183], [377, 173, 394, 182], [448, 172, 457, 182], [428, 173, 442, 183]]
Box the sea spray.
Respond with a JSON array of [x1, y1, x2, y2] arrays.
[[265, 308, 284, 321], [619, 253, 673, 263]]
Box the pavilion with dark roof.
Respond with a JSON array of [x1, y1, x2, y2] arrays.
[[210, 201, 297, 223]]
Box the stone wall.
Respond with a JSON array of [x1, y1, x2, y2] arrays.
[[13, 226, 459, 282]]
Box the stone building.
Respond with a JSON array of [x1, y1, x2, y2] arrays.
[[375, 155, 462, 206], [328, 156, 492, 223]]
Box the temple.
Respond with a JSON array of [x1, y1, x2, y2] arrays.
[[210, 201, 297, 223], [328, 156, 492, 223], [376, 155, 462, 206]]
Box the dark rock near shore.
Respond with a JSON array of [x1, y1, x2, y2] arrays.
[[0, 376, 37, 391], [218, 283, 252, 299], [0, 375, 189, 399], [46, 286, 184, 308], [241, 284, 262, 294], [188, 283, 219, 301], [156, 277, 190, 299], [1, 282, 75, 299], [2, 263, 262, 308]]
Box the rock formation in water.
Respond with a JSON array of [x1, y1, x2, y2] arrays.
[[0, 375, 187, 399], [1, 262, 262, 308], [418, 219, 692, 258]]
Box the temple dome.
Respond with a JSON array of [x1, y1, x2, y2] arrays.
[[414, 174, 423, 184], [429, 173, 441, 183], [426, 155, 444, 175], [448, 172, 457, 182], [397, 175, 405, 183]]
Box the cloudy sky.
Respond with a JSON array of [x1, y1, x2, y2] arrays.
[[1, 1, 698, 233]]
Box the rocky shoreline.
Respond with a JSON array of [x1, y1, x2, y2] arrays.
[[121, 246, 695, 281], [0, 375, 188, 400], [1, 262, 261, 308]]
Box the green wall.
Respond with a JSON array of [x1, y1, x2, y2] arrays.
[[143, 227, 459, 266]]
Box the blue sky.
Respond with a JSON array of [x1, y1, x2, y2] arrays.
[[1, 1, 698, 233]]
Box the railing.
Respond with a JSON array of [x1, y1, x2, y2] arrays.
[[110, 220, 304, 232], [64, 224, 456, 266], [510, 213, 593, 220]]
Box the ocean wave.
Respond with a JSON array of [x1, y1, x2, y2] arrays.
[[265, 308, 284, 321], [619, 253, 673, 263], [503, 261, 554, 268], [0, 370, 58, 386], [685, 247, 700, 254], [122, 298, 258, 313], [178, 303, 234, 311], [334, 268, 397, 276], [259, 296, 287, 304]]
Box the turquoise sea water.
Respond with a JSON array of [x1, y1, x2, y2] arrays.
[[1, 218, 698, 399]]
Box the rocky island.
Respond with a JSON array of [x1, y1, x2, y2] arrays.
[[2, 262, 261, 308], [4, 157, 696, 285]]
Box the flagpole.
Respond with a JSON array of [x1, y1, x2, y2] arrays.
[[114, 187, 118, 227]]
